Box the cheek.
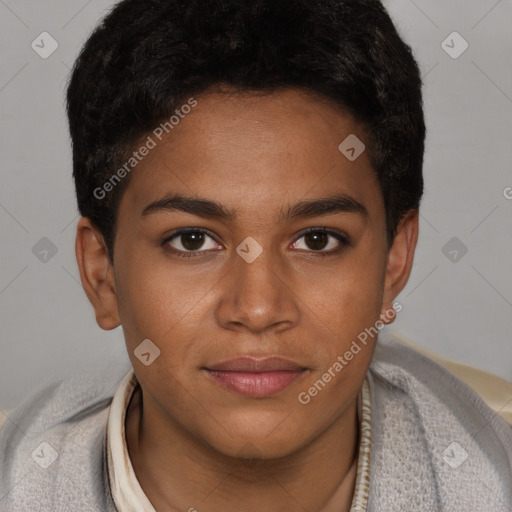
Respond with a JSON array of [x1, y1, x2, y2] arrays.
[[114, 252, 223, 385], [305, 256, 385, 345], [295, 271, 380, 416], [295, 348, 372, 430], [115, 249, 209, 337]]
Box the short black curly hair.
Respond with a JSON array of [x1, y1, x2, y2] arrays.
[[66, 0, 425, 263]]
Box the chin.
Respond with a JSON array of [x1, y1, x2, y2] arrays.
[[202, 422, 306, 461]]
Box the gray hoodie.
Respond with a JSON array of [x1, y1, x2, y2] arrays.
[[1, 331, 511, 511]]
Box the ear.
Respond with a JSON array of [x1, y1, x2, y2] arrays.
[[380, 209, 419, 325], [75, 217, 121, 330]]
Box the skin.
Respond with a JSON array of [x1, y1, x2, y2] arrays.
[[75, 86, 418, 512]]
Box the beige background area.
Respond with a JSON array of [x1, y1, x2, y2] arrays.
[[0, 0, 511, 410]]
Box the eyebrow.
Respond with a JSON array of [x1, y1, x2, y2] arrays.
[[141, 193, 368, 222]]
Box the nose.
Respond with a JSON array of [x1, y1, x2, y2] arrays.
[[215, 242, 300, 334]]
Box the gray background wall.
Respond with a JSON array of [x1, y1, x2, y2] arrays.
[[0, 0, 511, 410]]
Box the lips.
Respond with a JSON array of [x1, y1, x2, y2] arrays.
[[204, 357, 308, 398]]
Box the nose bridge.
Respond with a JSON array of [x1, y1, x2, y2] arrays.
[[218, 240, 299, 332]]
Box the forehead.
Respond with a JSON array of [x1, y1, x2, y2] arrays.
[[118, 87, 383, 222]]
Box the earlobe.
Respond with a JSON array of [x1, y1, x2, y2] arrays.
[[380, 209, 419, 324], [75, 217, 121, 330]]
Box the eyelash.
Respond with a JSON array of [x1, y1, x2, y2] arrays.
[[161, 227, 351, 259]]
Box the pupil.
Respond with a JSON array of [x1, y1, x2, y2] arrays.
[[182, 232, 205, 251], [306, 232, 328, 250]]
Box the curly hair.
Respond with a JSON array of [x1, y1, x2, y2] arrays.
[[66, 0, 426, 263]]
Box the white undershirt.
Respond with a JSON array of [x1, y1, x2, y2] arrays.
[[106, 369, 371, 512]]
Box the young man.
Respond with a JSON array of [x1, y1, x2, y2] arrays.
[[1, 0, 511, 510]]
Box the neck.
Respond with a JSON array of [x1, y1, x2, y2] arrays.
[[125, 384, 360, 512]]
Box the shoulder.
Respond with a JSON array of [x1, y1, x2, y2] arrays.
[[0, 360, 131, 512], [366, 330, 512, 511]]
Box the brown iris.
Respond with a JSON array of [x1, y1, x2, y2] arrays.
[[181, 232, 206, 251], [304, 231, 328, 251]]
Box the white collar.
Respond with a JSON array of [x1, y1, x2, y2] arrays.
[[106, 369, 371, 511], [106, 370, 157, 512]]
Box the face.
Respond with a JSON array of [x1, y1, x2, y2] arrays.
[[78, 86, 417, 459]]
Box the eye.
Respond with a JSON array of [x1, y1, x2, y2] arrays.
[[163, 228, 222, 257], [291, 228, 350, 255], [162, 227, 351, 259]]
